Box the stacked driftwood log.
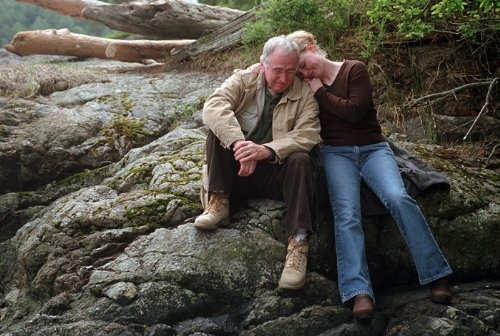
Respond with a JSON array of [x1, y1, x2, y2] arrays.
[[6, 0, 256, 63]]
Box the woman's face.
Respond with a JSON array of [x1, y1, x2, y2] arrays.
[[297, 49, 322, 79]]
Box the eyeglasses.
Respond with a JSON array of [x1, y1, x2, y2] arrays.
[[269, 68, 297, 77]]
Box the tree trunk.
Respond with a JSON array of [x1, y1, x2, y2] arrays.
[[17, 0, 108, 20], [82, 0, 244, 39], [5, 29, 195, 63], [11, 0, 253, 62], [171, 10, 256, 61]]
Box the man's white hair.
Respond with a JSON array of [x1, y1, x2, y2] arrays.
[[261, 35, 299, 66]]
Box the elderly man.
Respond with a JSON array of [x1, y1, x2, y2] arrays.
[[194, 35, 321, 290]]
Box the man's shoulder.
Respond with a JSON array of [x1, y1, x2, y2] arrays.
[[231, 68, 259, 82], [220, 68, 259, 92], [286, 77, 312, 100]]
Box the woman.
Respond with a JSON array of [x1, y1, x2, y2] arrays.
[[287, 30, 453, 322]]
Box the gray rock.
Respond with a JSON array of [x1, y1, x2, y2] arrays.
[[0, 55, 498, 336]]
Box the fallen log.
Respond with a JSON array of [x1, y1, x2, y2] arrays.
[[17, 0, 108, 20], [82, 0, 245, 39], [5, 29, 195, 63], [171, 10, 256, 61]]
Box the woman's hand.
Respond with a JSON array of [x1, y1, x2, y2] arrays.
[[306, 78, 323, 93], [249, 63, 262, 74]]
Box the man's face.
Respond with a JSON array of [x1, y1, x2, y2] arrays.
[[261, 51, 298, 93]]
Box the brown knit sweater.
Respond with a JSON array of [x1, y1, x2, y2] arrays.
[[314, 60, 385, 146]]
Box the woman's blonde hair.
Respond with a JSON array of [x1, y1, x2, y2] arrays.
[[287, 30, 327, 57]]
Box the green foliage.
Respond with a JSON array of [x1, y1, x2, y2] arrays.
[[431, 0, 500, 40], [367, 0, 500, 40], [367, 0, 433, 38], [243, 0, 360, 53], [431, 0, 467, 18], [243, 0, 498, 59]]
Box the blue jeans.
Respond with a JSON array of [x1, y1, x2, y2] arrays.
[[321, 142, 452, 304]]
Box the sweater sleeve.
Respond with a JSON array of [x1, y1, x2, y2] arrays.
[[314, 61, 373, 124]]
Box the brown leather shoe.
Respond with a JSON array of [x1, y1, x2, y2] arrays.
[[430, 278, 452, 305], [352, 294, 374, 322]]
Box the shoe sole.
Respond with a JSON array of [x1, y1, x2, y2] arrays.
[[354, 313, 373, 324], [278, 279, 305, 290], [430, 294, 452, 305], [193, 223, 218, 231], [193, 218, 229, 231]]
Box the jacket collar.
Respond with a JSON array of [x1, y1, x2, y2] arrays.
[[285, 77, 304, 101]]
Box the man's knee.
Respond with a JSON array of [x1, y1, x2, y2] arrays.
[[287, 152, 314, 168]]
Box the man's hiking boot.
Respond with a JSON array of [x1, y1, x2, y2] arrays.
[[194, 192, 229, 230], [278, 236, 308, 289]]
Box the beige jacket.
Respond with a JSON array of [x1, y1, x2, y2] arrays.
[[202, 67, 321, 162]]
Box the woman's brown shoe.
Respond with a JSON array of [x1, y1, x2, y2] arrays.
[[352, 294, 374, 322], [430, 278, 452, 305]]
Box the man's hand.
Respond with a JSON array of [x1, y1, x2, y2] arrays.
[[237, 160, 257, 177], [233, 140, 273, 176]]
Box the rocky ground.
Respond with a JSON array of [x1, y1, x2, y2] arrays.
[[0, 50, 499, 336]]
